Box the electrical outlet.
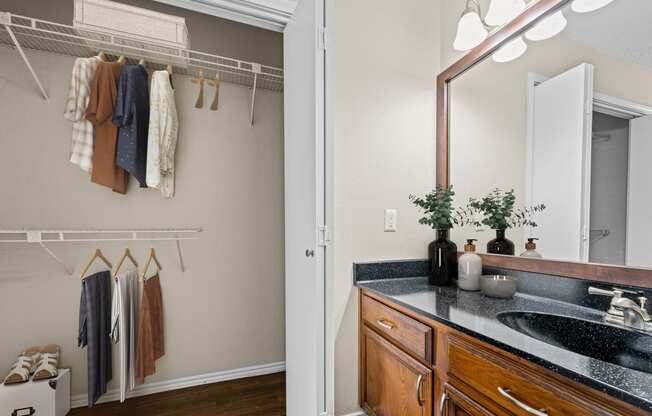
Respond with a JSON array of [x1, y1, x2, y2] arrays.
[[384, 209, 397, 232]]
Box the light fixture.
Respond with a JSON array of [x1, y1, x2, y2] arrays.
[[571, 0, 615, 13], [492, 36, 528, 63], [485, 0, 526, 26], [453, 0, 489, 51], [525, 10, 567, 41]]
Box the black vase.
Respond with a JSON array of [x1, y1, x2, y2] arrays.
[[428, 229, 458, 286], [487, 229, 515, 255]]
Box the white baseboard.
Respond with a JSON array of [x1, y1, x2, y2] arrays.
[[338, 411, 366, 416], [71, 361, 286, 408]]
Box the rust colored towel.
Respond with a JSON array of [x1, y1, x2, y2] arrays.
[[135, 274, 165, 384]]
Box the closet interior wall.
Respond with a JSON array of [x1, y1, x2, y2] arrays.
[[0, 0, 285, 400]]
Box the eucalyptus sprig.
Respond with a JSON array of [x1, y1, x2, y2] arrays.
[[467, 189, 545, 230], [409, 186, 466, 230]]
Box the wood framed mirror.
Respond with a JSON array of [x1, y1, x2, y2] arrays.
[[437, 0, 652, 288]]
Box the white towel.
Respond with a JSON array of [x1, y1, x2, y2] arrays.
[[112, 269, 140, 402]]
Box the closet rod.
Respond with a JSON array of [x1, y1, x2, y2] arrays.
[[0, 11, 283, 93], [0, 228, 201, 275]]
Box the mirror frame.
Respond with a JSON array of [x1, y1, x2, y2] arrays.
[[436, 0, 652, 288]]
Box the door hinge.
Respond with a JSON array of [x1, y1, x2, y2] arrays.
[[319, 26, 327, 51], [318, 225, 331, 247]]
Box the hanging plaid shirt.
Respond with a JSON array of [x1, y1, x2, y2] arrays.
[[64, 56, 102, 173]]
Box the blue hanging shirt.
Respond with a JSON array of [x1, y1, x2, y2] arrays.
[[113, 65, 150, 187]]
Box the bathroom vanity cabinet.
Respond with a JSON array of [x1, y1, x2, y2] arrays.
[[359, 290, 650, 416]]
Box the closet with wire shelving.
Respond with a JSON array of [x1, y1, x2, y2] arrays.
[[0, 0, 286, 412]]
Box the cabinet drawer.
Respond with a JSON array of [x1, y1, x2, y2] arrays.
[[448, 335, 621, 416], [361, 294, 433, 363]]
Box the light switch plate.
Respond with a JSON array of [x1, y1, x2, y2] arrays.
[[384, 209, 397, 232]]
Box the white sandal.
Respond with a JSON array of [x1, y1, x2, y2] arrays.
[[3, 347, 41, 385], [32, 344, 60, 382]]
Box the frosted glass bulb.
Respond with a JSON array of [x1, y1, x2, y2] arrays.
[[453, 11, 489, 51], [485, 0, 526, 26], [571, 0, 615, 13], [525, 11, 567, 41], [492, 36, 528, 63]]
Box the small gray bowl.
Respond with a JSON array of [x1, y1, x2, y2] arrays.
[[480, 275, 517, 298]]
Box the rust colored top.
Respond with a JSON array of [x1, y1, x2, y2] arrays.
[[86, 62, 129, 194], [136, 274, 165, 385]]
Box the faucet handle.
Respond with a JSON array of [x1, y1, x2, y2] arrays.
[[588, 286, 621, 297]]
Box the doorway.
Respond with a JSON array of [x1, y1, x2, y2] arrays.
[[589, 112, 629, 265]]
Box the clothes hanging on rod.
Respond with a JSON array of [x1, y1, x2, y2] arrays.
[[146, 70, 179, 198], [78, 270, 113, 407], [110, 268, 140, 402], [63, 56, 102, 173], [114, 64, 150, 188], [136, 273, 165, 385], [128, 270, 141, 391], [86, 61, 129, 194]]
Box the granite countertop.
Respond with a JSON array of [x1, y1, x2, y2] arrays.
[[356, 276, 652, 412]]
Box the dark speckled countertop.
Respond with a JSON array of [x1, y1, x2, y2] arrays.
[[355, 265, 652, 412]]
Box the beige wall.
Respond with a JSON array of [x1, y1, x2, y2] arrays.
[[0, 33, 284, 399], [333, 0, 442, 414]]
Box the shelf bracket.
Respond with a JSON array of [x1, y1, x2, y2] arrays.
[[249, 63, 261, 127], [1, 12, 50, 101], [38, 242, 73, 275], [175, 238, 186, 272]]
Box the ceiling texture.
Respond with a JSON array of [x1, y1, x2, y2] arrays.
[[154, 0, 298, 32]]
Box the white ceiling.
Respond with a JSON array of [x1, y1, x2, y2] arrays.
[[154, 0, 298, 32], [563, 0, 652, 70]]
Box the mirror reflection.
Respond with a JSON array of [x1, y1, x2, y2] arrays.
[[450, 0, 652, 267]]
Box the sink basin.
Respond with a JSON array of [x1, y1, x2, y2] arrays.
[[497, 311, 652, 374]]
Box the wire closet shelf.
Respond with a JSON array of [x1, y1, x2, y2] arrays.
[[0, 228, 202, 275], [0, 11, 284, 92]]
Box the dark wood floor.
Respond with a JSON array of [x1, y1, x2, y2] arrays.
[[69, 372, 286, 416]]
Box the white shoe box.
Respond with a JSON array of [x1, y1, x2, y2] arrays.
[[0, 369, 70, 416]]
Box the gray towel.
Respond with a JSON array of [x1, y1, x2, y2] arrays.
[[78, 270, 113, 407]]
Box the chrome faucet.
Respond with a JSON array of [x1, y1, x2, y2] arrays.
[[588, 286, 651, 331]]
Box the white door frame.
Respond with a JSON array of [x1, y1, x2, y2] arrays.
[[324, 0, 335, 414], [283, 0, 334, 414], [525, 72, 652, 256]]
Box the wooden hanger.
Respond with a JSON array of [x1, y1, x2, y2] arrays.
[[80, 249, 113, 280], [117, 55, 126, 64], [113, 248, 139, 279], [141, 248, 163, 280], [97, 51, 107, 62], [191, 70, 205, 109], [138, 58, 146, 67], [208, 74, 220, 111]]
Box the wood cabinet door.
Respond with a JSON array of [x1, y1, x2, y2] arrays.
[[361, 326, 433, 416]]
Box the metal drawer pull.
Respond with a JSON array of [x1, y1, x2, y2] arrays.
[[416, 374, 425, 406], [498, 387, 548, 416], [376, 319, 395, 330], [439, 392, 448, 416]]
